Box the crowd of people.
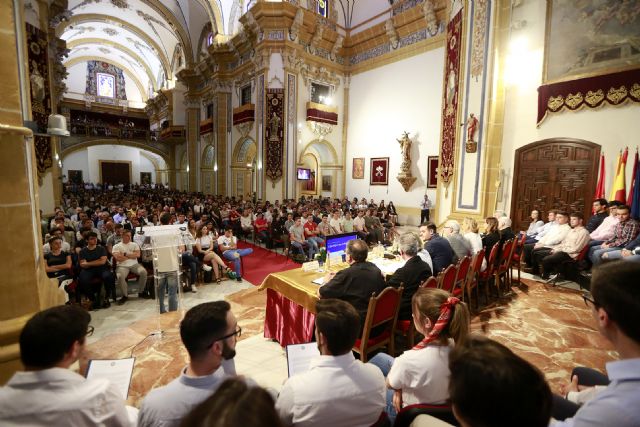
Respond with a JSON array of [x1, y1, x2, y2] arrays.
[[23, 185, 639, 426]]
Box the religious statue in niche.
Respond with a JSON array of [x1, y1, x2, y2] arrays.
[[269, 112, 281, 139], [465, 113, 479, 153], [395, 131, 417, 191]]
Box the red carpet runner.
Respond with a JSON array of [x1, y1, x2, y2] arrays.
[[236, 241, 298, 286]]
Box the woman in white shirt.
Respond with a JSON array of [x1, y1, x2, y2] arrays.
[[369, 288, 470, 423], [195, 225, 231, 283], [462, 217, 487, 271]]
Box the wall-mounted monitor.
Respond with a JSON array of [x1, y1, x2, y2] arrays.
[[297, 168, 311, 180]]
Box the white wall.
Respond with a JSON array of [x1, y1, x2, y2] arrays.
[[346, 47, 445, 220], [499, 0, 640, 215], [62, 146, 157, 184]]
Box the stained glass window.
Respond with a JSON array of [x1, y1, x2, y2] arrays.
[[97, 72, 115, 98]]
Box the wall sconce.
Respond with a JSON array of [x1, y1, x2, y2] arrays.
[[186, 166, 190, 173], [214, 164, 218, 172]]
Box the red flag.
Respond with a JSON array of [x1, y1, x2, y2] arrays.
[[610, 147, 628, 203], [627, 148, 638, 206], [595, 153, 606, 201]]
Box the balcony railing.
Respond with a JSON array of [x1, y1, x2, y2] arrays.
[[70, 122, 155, 142]]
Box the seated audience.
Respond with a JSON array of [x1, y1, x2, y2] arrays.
[[319, 239, 386, 334], [442, 220, 472, 263], [316, 214, 334, 238], [449, 335, 552, 427], [139, 301, 241, 427], [181, 378, 283, 427], [112, 229, 148, 305], [329, 211, 344, 234], [551, 261, 640, 426], [254, 212, 270, 245], [353, 210, 369, 241], [481, 217, 501, 262], [276, 299, 386, 427], [524, 211, 571, 275], [601, 232, 640, 263], [586, 198, 609, 233], [364, 209, 384, 244], [0, 306, 133, 426], [289, 216, 312, 260], [527, 210, 558, 245], [304, 214, 325, 254], [369, 288, 470, 422], [43, 228, 71, 254], [420, 222, 454, 275], [538, 212, 591, 281], [588, 201, 620, 249], [217, 228, 253, 282], [498, 216, 515, 242], [524, 209, 545, 242], [386, 232, 433, 320], [196, 225, 230, 283], [44, 236, 73, 283], [78, 231, 115, 308], [461, 217, 486, 271], [588, 204, 639, 266], [342, 211, 355, 233]]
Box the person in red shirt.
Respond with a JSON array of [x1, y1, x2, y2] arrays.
[[304, 214, 324, 257], [228, 208, 241, 235], [254, 213, 270, 246]]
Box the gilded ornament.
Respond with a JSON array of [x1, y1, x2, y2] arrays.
[[606, 86, 628, 104], [585, 90, 604, 106], [630, 83, 640, 100], [565, 92, 583, 109], [547, 95, 564, 111]]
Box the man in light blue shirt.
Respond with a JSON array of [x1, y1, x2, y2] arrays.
[[138, 301, 241, 427], [551, 261, 640, 427]]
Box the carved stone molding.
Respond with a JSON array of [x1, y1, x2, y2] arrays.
[[300, 64, 340, 87], [423, 0, 439, 36], [330, 35, 344, 61], [235, 121, 254, 138], [385, 19, 399, 50], [289, 8, 304, 42], [396, 174, 417, 192]]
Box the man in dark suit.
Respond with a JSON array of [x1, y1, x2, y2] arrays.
[[419, 222, 454, 275], [387, 232, 432, 320], [319, 239, 386, 333]]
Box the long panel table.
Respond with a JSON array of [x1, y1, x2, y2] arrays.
[[259, 256, 405, 346]]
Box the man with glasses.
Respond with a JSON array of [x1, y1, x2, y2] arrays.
[[551, 262, 640, 426], [138, 301, 243, 427], [0, 306, 133, 426]]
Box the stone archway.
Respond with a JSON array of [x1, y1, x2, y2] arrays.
[[297, 139, 342, 198]]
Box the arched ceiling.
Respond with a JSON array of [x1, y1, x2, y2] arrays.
[[57, 0, 235, 103]]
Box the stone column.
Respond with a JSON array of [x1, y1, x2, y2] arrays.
[[185, 95, 200, 192], [0, 0, 65, 384], [215, 92, 230, 196]]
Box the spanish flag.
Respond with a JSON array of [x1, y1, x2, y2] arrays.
[[610, 147, 628, 203]]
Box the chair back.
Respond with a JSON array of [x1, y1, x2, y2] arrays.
[[354, 286, 403, 362], [496, 239, 514, 274], [575, 244, 590, 262], [420, 276, 438, 288], [454, 256, 471, 285], [437, 264, 458, 293]]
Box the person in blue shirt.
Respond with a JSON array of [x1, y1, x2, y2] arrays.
[[551, 261, 640, 427]]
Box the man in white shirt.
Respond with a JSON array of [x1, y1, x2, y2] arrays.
[[0, 306, 133, 426], [43, 228, 71, 254], [329, 210, 344, 234], [217, 228, 253, 281], [112, 229, 148, 305], [524, 211, 571, 275], [138, 301, 241, 427], [276, 298, 386, 427], [353, 210, 369, 241]]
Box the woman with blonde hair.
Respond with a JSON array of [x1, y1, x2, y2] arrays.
[[462, 217, 486, 271], [369, 288, 470, 422]]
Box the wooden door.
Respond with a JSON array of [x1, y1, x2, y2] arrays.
[[510, 138, 600, 232], [101, 161, 131, 185]]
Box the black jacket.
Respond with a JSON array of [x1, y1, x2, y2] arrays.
[[387, 256, 432, 320]]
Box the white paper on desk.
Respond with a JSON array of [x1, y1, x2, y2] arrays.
[[286, 343, 320, 377], [86, 357, 135, 399], [311, 276, 325, 285], [371, 258, 406, 275]]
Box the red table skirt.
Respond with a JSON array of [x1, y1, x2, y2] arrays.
[[264, 288, 316, 346]]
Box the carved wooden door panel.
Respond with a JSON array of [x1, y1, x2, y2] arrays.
[[511, 139, 600, 232]]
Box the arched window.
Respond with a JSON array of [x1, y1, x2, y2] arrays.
[[317, 0, 329, 18]]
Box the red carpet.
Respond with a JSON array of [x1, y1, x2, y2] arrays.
[[237, 241, 299, 286]]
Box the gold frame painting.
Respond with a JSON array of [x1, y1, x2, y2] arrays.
[[352, 157, 364, 179], [543, 0, 640, 84]]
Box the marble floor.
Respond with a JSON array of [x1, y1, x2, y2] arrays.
[[84, 247, 617, 408]]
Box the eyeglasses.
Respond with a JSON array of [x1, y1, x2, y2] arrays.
[[86, 325, 95, 337], [582, 291, 597, 308], [208, 326, 242, 347]]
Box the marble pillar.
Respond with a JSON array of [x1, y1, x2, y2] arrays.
[[216, 92, 229, 196], [0, 0, 66, 384]]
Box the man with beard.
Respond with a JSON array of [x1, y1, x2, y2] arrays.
[[138, 301, 243, 427], [276, 299, 386, 426]]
